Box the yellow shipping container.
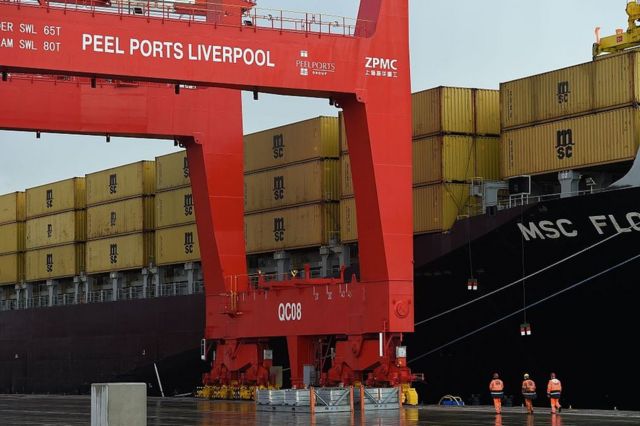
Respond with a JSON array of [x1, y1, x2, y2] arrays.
[[340, 183, 471, 241], [26, 178, 85, 219], [245, 203, 339, 254], [412, 87, 500, 138], [87, 197, 155, 239], [156, 224, 201, 266], [25, 244, 85, 282], [245, 160, 340, 213], [86, 233, 154, 274], [0, 192, 26, 225], [339, 111, 348, 153], [341, 155, 354, 197], [475, 89, 501, 136], [0, 222, 25, 254], [501, 51, 640, 129], [414, 184, 470, 234], [244, 116, 339, 173], [476, 137, 502, 181], [342, 137, 500, 196], [156, 188, 196, 229], [86, 161, 156, 206], [501, 107, 640, 178], [0, 253, 24, 285], [25, 211, 86, 250], [339, 198, 358, 243], [156, 150, 190, 192]]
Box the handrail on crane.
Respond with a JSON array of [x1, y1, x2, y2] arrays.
[[1, 0, 369, 37]]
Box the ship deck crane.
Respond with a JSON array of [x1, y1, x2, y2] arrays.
[[593, 0, 640, 57], [0, 0, 417, 398]]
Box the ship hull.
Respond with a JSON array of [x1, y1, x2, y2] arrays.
[[408, 187, 640, 410], [1, 188, 639, 409]]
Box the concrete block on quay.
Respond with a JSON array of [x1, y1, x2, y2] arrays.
[[91, 383, 147, 426]]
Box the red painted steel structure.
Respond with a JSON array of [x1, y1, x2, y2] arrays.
[[0, 0, 415, 387]]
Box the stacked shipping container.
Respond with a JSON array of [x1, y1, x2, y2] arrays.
[[24, 179, 86, 282], [0, 192, 25, 286], [85, 162, 155, 274], [500, 51, 640, 177], [244, 117, 340, 254], [155, 151, 201, 266], [341, 87, 501, 242]]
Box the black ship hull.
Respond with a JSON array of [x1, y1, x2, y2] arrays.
[[0, 295, 207, 396], [408, 186, 640, 410], [1, 187, 639, 409]]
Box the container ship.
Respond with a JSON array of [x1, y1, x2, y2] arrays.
[[2, 51, 640, 410]]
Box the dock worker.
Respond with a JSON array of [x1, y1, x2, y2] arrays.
[[521, 373, 536, 414], [546, 372, 562, 414], [489, 373, 504, 414]]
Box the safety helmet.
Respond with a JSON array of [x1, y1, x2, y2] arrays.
[[493, 373, 499, 379], [524, 373, 530, 379]]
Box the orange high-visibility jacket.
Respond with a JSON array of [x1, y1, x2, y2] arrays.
[[547, 378, 562, 396], [522, 379, 536, 393], [490, 379, 504, 392]]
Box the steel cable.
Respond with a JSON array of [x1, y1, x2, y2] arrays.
[[408, 251, 640, 364]]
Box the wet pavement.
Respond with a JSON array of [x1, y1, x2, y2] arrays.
[[1, 395, 639, 425]]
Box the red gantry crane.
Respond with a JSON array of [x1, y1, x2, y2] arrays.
[[0, 0, 417, 396]]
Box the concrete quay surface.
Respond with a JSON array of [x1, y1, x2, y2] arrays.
[[1, 395, 639, 425]]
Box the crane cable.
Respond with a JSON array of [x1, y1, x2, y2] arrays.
[[408, 250, 640, 364], [414, 230, 622, 327]]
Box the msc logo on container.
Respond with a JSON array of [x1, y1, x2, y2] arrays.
[[110, 212, 117, 227], [46, 189, 54, 209], [272, 134, 285, 159], [557, 81, 570, 104], [47, 224, 53, 239], [183, 157, 190, 178], [46, 253, 53, 273], [109, 244, 118, 264], [556, 129, 575, 160], [273, 176, 285, 200], [184, 232, 194, 254], [273, 217, 285, 242], [184, 193, 194, 216], [278, 302, 302, 321], [109, 174, 118, 194]]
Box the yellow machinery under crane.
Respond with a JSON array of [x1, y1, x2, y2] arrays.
[[593, 1, 640, 57]]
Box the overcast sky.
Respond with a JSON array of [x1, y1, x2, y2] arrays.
[[0, 0, 625, 193]]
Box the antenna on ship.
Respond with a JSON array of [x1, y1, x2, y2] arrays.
[[466, 206, 478, 292], [519, 207, 532, 337]]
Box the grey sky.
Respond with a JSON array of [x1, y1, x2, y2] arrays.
[[0, 0, 625, 193]]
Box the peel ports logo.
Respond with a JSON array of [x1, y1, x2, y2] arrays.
[[109, 174, 118, 195], [46, 189, 54, 209], [109, 243, 118, 264], [184, 232, 194, 254], [46, 253, 53, 273], [184, 193, 194, 216], [296, 50, 336, 77], [556, 129, 575, 160]]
